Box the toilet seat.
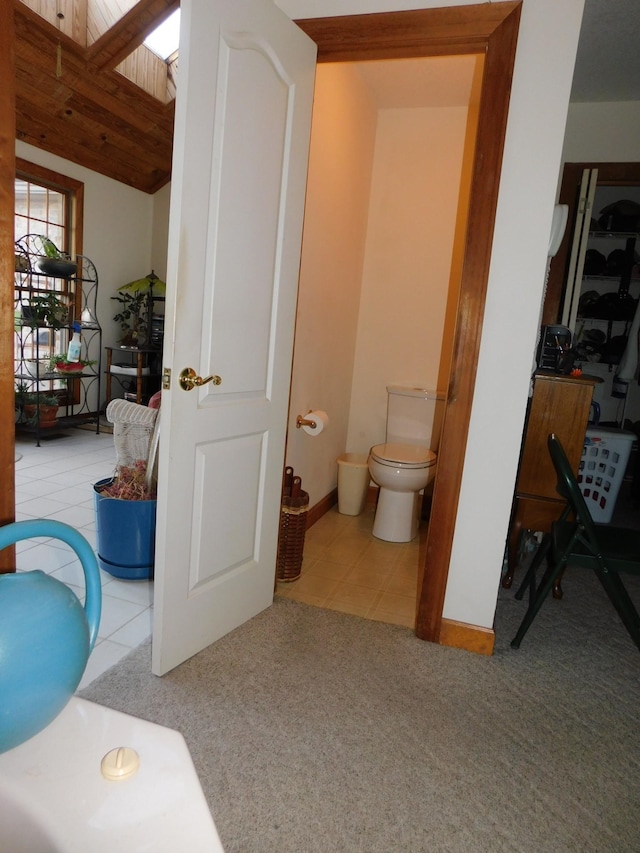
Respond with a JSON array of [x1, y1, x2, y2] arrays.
[[370, 442, 436, 469]]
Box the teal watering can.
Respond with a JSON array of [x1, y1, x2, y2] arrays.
[[0, 519, 101, 753]]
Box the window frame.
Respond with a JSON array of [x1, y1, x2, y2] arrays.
[[15, 160, 85, 404], [15, 159, 84, 256]]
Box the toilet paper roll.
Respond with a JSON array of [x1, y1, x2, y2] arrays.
[[302, 410, 329, 436]]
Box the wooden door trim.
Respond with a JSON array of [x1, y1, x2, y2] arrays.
[[0, 0, 15, 572], [296, 1, 522, 644]]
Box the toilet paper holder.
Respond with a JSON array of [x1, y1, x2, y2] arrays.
[[296, 412, 317, 429]]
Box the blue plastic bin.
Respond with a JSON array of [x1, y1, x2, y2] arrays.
[[93, 478, 156, 579]]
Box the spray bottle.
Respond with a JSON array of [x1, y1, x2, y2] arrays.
[[67, 322, 82, 363]]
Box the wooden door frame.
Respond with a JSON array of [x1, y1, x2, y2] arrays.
[[296, 1, 522, 646], [0, 0, 16, 572]]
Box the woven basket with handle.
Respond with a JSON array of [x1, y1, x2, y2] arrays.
[[276, 470, 308, 582]]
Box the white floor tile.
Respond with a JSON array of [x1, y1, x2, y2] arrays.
[[77, 528, 98, 548], [15, 496, 70, 518], [50, 558, 109, 591], [105, 577, 154, 606], [13, 429, 153, 688], [97, 594, 147, 640], [108, 609, 153, 648], [17, 542, 78, 574], [14, 480, 65, 500], [47, 504, 99, 528], [48, 485, 95, 506], [36, 469, 105, 487]]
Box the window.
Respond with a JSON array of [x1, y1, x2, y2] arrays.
[[14, 161, 84, 397], [15, 158, 83, 256]]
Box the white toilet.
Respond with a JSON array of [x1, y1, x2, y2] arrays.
[[368, 385, 444, 542]]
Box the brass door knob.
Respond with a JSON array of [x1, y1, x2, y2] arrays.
[[179, 367, 222, 391]]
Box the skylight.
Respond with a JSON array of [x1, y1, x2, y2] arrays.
[[144, 8, 180, 60]]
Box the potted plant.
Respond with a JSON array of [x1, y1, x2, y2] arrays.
[[14, 382, 29, 424], [23, 292, 69, 330], [35, 238, 78, 279], [93, 399, 159, 580], [111, 271, 166, 348], [111, 290, 149, 347], [22, 393, 60, 428], [50, 353, 96, 374], [94, 460, 157, 580]]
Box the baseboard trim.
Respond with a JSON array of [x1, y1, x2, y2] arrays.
[[307, 488, 338, 528], [439, 618, 495, 655]]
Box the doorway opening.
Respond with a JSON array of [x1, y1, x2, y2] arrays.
[[293, 3, 521, 648], [281, 53, 483, 627]]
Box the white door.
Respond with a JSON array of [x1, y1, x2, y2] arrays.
[[152, 0, 317, 675]]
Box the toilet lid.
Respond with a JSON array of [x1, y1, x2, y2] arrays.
[[370, 442, 436, 469]]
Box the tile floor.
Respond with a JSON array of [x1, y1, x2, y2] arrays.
[[13, 428, 425, 691], [14, 427, 153, 690], [276, 502, 426, 628]]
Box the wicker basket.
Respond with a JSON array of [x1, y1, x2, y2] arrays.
[[276, 489, 309, 582]]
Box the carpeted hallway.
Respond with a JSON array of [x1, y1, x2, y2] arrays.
[[80, 568, 640, 853]]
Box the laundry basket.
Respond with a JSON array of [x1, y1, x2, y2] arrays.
[[578, 427, 636, 523]]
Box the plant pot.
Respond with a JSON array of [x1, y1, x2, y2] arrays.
[[36, 257, 78, 278], [55, 361, 83, 374], [23, 359, 50, 379], [120, 331, 144, 347], [23, 403, 59, 428], [93, 478, 156, 580]]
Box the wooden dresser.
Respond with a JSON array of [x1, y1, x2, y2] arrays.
[[503, 371, 601, 588]]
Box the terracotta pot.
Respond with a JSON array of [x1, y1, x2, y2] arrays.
[[24, 403, 59, 428]]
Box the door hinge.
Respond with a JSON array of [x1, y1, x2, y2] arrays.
[[162, 367, 171, 390]]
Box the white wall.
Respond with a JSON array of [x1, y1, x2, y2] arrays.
[[278, 0, 587, 631], [150, 183, 171, 281], [562, 102, 640, 163], [286, 63, 378, 504], [287, 62, 469, 507], [347, 105, 468, 454]]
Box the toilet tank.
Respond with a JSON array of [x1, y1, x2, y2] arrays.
[[386, 385, 445, 450]]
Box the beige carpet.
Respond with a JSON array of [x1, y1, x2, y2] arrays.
[[81, 574, 640, 853]]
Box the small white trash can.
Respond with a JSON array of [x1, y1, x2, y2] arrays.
[[337, 453, 370, 516]]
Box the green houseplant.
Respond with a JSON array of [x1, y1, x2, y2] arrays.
[[111, 271, 166, 348], [22, 392, 59, 428], [23, 292, 69, 330], [14, 382, 29, 424], [111, 290, 149, 347], [49, 353, 96, 374]]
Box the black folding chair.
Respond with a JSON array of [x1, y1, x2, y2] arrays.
[[511, 433, 640, 651]]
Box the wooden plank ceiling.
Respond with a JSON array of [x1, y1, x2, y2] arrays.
[[15, 0, 178, 193]]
